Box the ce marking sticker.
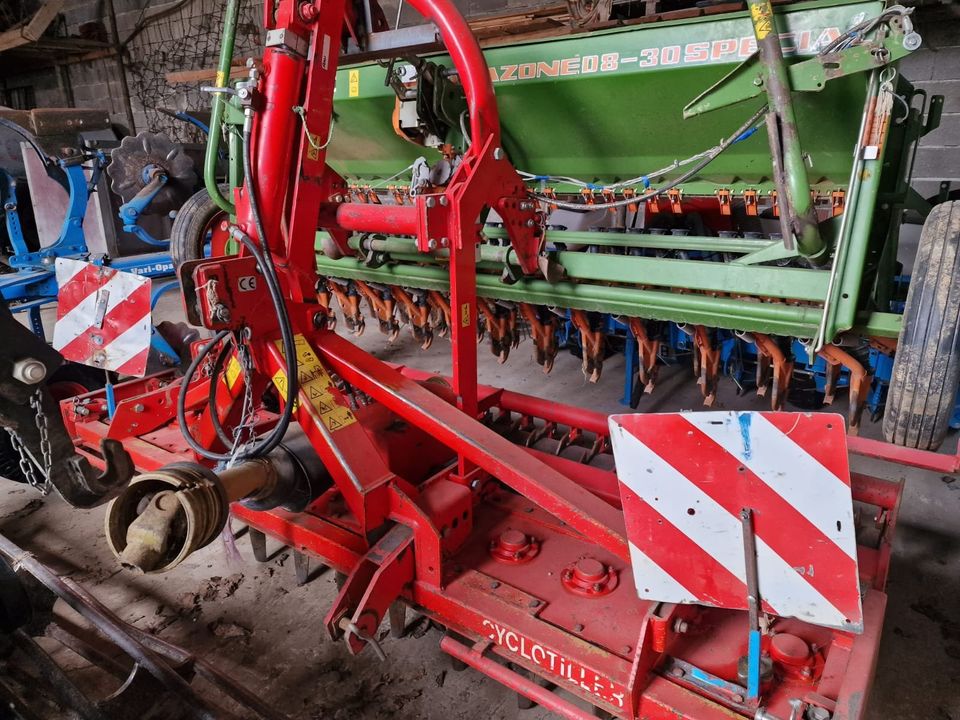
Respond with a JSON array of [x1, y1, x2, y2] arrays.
[[238, 276, 258, 292]]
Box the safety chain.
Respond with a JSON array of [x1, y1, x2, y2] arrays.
[[226, 333, 258, 467], [4, 388, 53, 494]]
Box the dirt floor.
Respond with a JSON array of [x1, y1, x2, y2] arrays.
[[1, 296, 959, 719]]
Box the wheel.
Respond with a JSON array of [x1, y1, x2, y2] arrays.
[[883, 201, 960, 450], [170, 186, 230, 269]]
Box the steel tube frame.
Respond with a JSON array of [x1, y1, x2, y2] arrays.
[[315, 254, 826, 337]]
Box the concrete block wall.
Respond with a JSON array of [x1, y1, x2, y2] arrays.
[[898, 9, 960, 200], [4, 2, 959, 192]]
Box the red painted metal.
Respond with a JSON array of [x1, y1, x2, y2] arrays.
[[847, 434, 960, 474], [52, 0, 926, 716], [440, 636, 598, 720], [334, 202, 418, 235]]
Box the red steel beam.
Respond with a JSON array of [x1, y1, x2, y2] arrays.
[[440, 636, 597, 720], [316, 332, 629, 560], [846, 434, 960, 474], [334, 203, 418, 236]]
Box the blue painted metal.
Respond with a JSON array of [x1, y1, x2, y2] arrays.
[[1, 152, 177, 345], [117, 164, 171, 247], [746, 628, 762, 700], [8, 162, 93, 269], [105, 380, 117, 418]]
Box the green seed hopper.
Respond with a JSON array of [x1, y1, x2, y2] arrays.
[[197, 0, 954, 449]]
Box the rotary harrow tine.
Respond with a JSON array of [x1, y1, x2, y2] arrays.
[[628, 318, 661, 398], [817, 344, 871, 435], [569, 309, 604, 384], [354, 280, 400, 342], [752, 333, 794, 411], [477, 298, 518, 363], [316, 284, 338, 331], [426, 291, 451, 338], [692, 325, 720, 407], [518, 303, 559, 374], [392, 286, 434, 350], [327, 279, 365, 336]]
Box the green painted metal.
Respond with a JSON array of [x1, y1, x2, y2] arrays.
[[482, 227, 776, 254], [204, 0, 240, 215], [684, 31, 915, 118], [335, 232, 829, 299], [315, 254, 825, 337], [854, 311, 901, 338], [329, 0, 883, 190]]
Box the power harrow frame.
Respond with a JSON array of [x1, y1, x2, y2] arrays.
[[53, 1, 953, 719]]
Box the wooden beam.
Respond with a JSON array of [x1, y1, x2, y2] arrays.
[[0, 0, 65, 53]]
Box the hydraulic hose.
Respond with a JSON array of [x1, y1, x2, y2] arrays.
[[177, 232, 299, 462]]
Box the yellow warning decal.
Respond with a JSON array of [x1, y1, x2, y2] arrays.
[[272, 334, 357, 432], [348, 69, 360, 98], [225, 356, 242, 390], [461, 302, 471, 328], [750, 1, 774, 40]]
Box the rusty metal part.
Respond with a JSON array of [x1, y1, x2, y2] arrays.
[[752, 333, 794, 411], [0, 532, 220, 720], [692, 325, 720, 406], [817, 344, 871, 435], [392, 286, 434, 350], [118, 490, 182, 571], [477, 298, 519, 363], [569, 309, 605, 383], [427, 290, 452, 338], [628, 318, 661, 396], [106, 463, 230, 574], [518, 303, 559, 374], [107, 431, 327, 572], [327, 280, 366, 335], [107, 131, 197, 214], [354, 280, 400, 341]]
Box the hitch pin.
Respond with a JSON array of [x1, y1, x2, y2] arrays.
[[339, 617, 387, 662]]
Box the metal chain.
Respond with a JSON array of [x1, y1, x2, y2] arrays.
[[30, 389, 53, 485], [226, 337, 258, 467], [4, 389, 53, 495]]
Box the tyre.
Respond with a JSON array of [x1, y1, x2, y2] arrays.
[[883, 201, 960, 450], [170, 186, 229, 269]]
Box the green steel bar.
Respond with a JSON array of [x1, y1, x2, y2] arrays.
[[204, 0, 240, 215], [684, 35, 916, 118], [340, 234, 830, 300], [315, 255, 824, 337], [820, 72, 884, 346], [747, 0, 825, 262], [483, 227, 777, 254], [853, 311, 901, 338]]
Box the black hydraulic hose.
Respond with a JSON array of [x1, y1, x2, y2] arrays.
[[177, 226, 299, 462], [238, 123, 298, 451], [208, 336, 237, 448], [176, 122, 300, 463], [230, 231, 298, 458], [178, 329, 232, 462]]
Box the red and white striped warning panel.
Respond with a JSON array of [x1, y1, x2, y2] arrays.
[[52, 258, 152, 376], [609, 411, 862, 632]]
